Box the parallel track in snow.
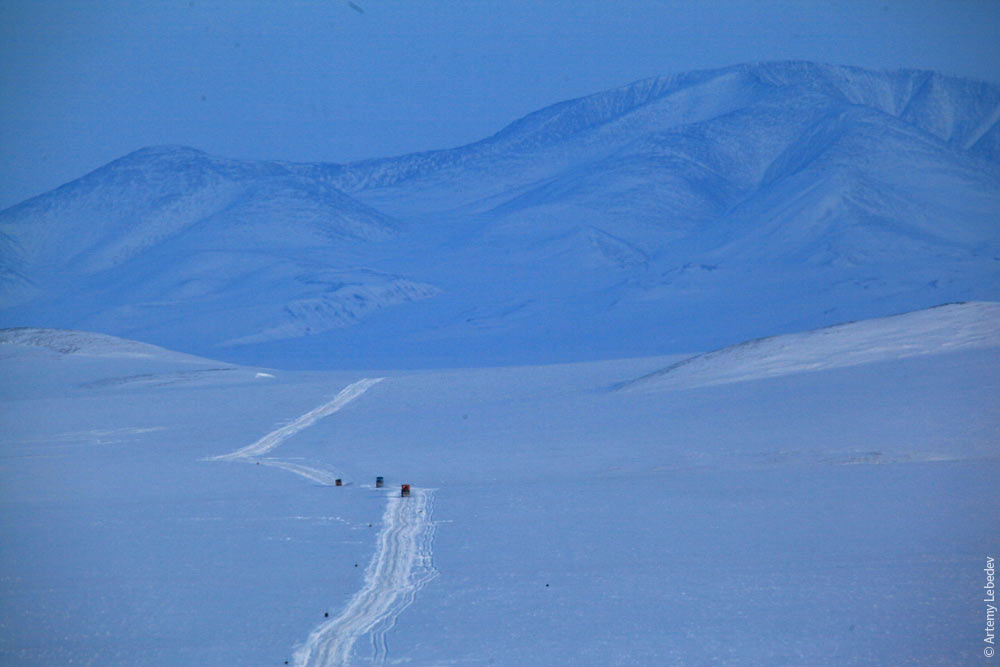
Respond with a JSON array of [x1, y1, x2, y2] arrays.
[[207, 378, 383, 462], [204, 376, 438, 665], [204, 377, 383, 484], [294, 488, 438, 667]]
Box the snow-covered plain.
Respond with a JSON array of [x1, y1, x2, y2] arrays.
[[1, 302, 997, 665]]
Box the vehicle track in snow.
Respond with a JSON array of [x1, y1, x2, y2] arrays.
[[258, 459, 343, 486], [294, 487, 438, 667], [204, 376, 438, 664], [204, 377, 383, 484]]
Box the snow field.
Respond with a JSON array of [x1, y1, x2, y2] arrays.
[[0, 308, 997, 664]]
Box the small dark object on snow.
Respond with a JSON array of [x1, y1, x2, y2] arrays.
[[545, 584, 549, 587], [354, 563, 358, 567], [324, 612, 329, 618], [335, 478, 342, 486], [375, 476, 384, 488], [401, 484, 410, 497]]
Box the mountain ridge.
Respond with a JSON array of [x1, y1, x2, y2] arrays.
[[1, 61, 997, 368], [326, 62, 1000, 201]]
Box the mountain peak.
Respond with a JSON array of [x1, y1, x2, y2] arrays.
[[120, 145, 210, 160]]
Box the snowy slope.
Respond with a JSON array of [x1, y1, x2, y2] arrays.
[[622, 301, 1000, 391], [330, 64, 1000, 207], [1, 63, 999, 367], [0, 148, 439, 350], [0, 327, 272, 401], [0, 147, 391, 275], [0, 327, 210, 359], [1, 306, 997, 664]]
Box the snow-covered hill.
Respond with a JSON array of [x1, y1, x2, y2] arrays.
[[1, 63, 998, 367], [0, 326, 214, 360], [621, 301, 1000, 391], [0, 327, 276, 400]]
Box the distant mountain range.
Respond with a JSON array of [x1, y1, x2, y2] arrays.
[[2, 62, 998, 368]]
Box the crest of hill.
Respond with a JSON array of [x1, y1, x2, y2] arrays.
[[329, 62, 1000, 200], [0, 146, 394, 289], [0, 148, 418, 345], [0, 327, 220, 363], [620, 302, 1000, 392]]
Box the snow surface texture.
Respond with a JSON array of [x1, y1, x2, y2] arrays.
[[1, 304, 997, 664], [623, 301, 1000, 391], [1, 62, 998, 368]]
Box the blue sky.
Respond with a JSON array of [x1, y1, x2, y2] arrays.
[[2, 0, 999, 209]]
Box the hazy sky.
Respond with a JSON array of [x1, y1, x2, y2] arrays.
[[2, 0, 999, 208]]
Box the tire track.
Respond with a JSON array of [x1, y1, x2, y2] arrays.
[[204, 378, 383, 486], [207, 377, 383, 462], [203, 375, 438, 664], [294, 487, 438, 667], [258, 459, 343, 486]]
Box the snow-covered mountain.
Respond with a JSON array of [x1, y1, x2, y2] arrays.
[[1, 63, 998, 367], [0, 147, 440, 352]]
